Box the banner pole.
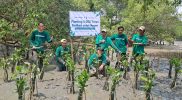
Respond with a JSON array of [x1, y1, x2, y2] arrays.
[[70, 36, 74, 63]]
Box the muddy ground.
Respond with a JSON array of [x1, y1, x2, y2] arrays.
[[0, 48, 182, 100]]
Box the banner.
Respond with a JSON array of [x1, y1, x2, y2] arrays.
[[69, 11, 100, 36]]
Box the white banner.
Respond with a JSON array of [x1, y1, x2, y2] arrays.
[[69, 11, 100, 36]]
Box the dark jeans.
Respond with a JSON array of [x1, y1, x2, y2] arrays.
[[56, 61, 66, 71], [36, 51, 45, 72], [115, 53, 130, 71], [133, 53, 144, 63], [132, 53, 145, 71], [115, 53, 127, 66], [30, 50, 45, 80], [38, 57, 43, 71]]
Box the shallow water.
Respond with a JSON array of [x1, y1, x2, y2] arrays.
[[149, 57, 182, 100]]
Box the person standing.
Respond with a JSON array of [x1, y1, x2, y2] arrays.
[[30, 22, 52, 80], [110, 26, 128, 69], [129, 26, 148, 57], [110, 26, 128, 58]]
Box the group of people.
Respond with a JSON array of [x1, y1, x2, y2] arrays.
[[88, 26, 148, 75], [30, 23, 148, 76], [30, 23, 70, 72]]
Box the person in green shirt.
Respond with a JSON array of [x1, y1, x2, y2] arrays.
[[29, 23, 52, 79], [128, 27, 138, 67], [55, 39, 70, 71], [110, 26, 128, 56], [30, 23, 52, 52], [110, 26, 128, 70], [88, 47, 107, 75], [130, 26, 148, 56], [95, 29, 121, 56], [95, 29, 121, 66]]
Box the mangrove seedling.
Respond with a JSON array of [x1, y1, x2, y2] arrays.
[[39, 52, 53, 80], [107, 47, 111, 57], [108, 67, 122, 100], [133, 55, 145, 89], [168, 58, 175, 78], [10, 49, 23, 73], [92, 58, 102, 78], [140, 68, 156, 100], [36, 53, 45, 80], [170, 58, 182, 89], [142, 59, 150, 77], [111, 48, 114, 61], [29, 64, 38, 99], [13, 65, 29, 100], [65, 53, 76, 94], [76, 69, 89, 100], [0, 57, 10, 82], [82, 45, 89, 72], [121, 59, 129, 80], [103, 66, 111, 91], [88, 47, 95, 56]]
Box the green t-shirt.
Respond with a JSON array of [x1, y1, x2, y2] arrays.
[[131, 33, 137, 39], [95, 34, 120, 55], [30, 30, 51, 51], [132, 34, 148, 54], [55, 46, 70, 61], [110, 33, 128, 53], [88, 53, 107, 68]]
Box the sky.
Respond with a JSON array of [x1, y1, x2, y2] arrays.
[[177, 5, 182, 13], [177, 5, 182, 20]]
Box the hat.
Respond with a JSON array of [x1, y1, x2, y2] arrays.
[[101, 29, 107, 32], [61, 39, 67, 42], [139, 26, 145, 31]]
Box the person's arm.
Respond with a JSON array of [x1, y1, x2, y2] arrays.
[[125, 34, 129, 46], [45, 31, 52, 43], [102, 54, 107, 65], [141, 36, 148, 46], [99, 54, 107, 71], [130, 34, 136, 44], [55, 47, 60, 58], [110, 34, 115, 41], [29, 31, 36, 47], [108, 37, 121, 53], [88, 54, 95, 68]]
